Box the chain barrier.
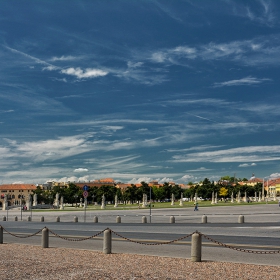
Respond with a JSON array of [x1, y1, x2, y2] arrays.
[[110, 229, 195, 245], [48, 228, 107, 242], [2, 226, 43, 238], [2, 224, 280, 254], [200, 232, 280, 254]]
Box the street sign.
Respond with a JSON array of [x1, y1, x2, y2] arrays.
[[83, 191, 88, 198], [83, 185, 89, 191]]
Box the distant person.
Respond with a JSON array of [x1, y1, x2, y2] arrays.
[[194, 202, 198, 211]]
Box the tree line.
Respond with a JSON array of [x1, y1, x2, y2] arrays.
[[31, 177, 265, 205]]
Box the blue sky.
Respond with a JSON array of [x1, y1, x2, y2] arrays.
[[1, 0, 280, 184]]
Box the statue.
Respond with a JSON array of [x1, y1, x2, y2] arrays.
[[33, 193, 38, 207], [60, 196, 64, 210], [171, 193, 175, 206], [211, 191, 215, 204], [114, 195, 118, 208], [142, 194, 148, 208], [2, 194, 7, 211], [55, 193, 60, 208], [101, 194, 106, 209], [26, 194, 32, 210], [179, 192, 183, 206]]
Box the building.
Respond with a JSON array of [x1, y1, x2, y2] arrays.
[[0, 184, 37, 207]]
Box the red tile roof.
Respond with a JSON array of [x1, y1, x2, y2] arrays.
[[0, 184, 37, 190]]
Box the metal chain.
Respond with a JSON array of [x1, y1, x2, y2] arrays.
[[201, 233, 280, 254], [48, 228, 107, 242], [110, 229, 195, 245], [2, 227, 43, 238]]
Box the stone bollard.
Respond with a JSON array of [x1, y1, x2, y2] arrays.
[[93, 216, 98, 223], [191, 232, 202, 262], [0, 226, 3, 244], [116, 216, 121, 223], [238, 215, 244, 223], [40, 216, 44, 222], [14, 216, 18, 222], [27, 216, 31, 222], [42, 227, 49, 248], [142, 216, 147, 223], [56, 216, 60, 222], [103, 229, 112, 254], [170, 216, 175, 223], [2, 216, 6, 221], [74, 216, 78, 223], [202, 215, 207, 223]]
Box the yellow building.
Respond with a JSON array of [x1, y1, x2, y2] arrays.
[[0, 184, 37, 207]]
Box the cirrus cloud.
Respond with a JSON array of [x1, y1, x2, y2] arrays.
[[61, 67, 108, 79]]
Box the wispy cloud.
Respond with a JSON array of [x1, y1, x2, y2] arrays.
[[213, 76, 271, 87], [245, 0, 275, 26], [74, 168, 88, 172], [239, 163, 257, 167], [50, 55, 80, 62], [172, 145, 280, 163], [149, 35, 280, 67], [60, 67, 108, 79]]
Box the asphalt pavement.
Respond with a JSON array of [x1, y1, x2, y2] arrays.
[[1, 204, 280, 265]]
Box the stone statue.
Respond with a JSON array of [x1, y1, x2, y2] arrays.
[[142, 194, 147, 208], [101, 194, 106, 209], [33, 193, 38, 207], [114, 195, 118, 208], [2, 194, 7, 211], [60, 196, 64, 210], [179, 192, 183, 206], [171, 193, 175, 206], [211, 191, 215, 204], [26, 194, 32, 210], [55, 193, 60, 208]]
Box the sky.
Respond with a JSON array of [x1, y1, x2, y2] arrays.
[[1, 0, 280, 184]]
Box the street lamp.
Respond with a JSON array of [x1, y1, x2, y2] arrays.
[[149, 186, 152, 223]]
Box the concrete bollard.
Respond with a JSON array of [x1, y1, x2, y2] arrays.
[[170, 216, 175, 223], [191, 232, 202, 262], [40, 216, 44, 222], [116, 216, 121, 223], [93, 216, 98, 223], [238, 215, 244, 223], [2, 216, 6, 221], [0, 226, 3, 244], [27, 216, 31, 222], [74, 216, 78, 223], [103, 229, 112, 254], [42, 227, 49, 248], [142, 216, 147, 223], [14, 216, 18, 221], [202, 215, 207, 223], [56, 216, 60, 222]]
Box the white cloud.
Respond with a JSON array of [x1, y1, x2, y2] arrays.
[[61, 67, 108, 79], [172, 145, 280, 163], [181, 175, 194, 181], [50, 55, 79, 62], [238, 163, 257, 167], [157, 177, 174, 183], [213, 76, 271, 87], [74, 168, 88, 172], [128, 177, 152, 184]]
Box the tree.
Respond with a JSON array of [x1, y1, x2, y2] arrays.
[[219, 187, 228, 198]]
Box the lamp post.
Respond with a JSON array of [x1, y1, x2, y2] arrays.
[[149, 186, 152, 223]]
